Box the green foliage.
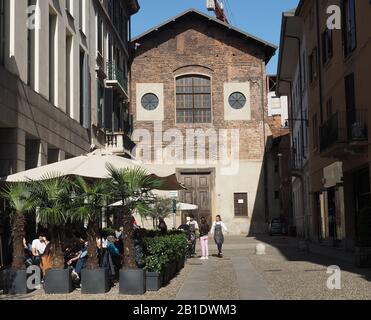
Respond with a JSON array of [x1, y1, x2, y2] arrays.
[[30, 174, 73, 226], [144, 196, 173, 225], [0, 182, 37, 215], [70, 177, 108, 224], [106, 164, 162, 217], [142, 232, 188, 273]]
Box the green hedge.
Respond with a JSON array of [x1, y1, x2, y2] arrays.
[[142, 231, 187, 273]]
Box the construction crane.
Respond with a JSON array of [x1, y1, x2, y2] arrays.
[[206, 0, 229, 24]]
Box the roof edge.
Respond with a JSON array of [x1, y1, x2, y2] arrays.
[[131, 8, 277, 61]]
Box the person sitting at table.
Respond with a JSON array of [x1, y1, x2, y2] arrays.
[[67, 238, 88, 281]]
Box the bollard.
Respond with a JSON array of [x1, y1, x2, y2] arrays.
[[255, 243, 266, 255]]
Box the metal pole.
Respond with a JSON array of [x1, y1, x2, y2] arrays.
[[0, 235, 3, 267], [173, 199, 177, 230]]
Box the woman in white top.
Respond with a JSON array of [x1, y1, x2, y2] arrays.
[[211, 215, 228, 258]]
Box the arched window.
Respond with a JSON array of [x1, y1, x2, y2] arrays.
[[176, 75, 211, 124]]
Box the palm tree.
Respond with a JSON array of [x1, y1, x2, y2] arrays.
[[107, 165, 163, 269], [0, 183, 36, 269], [146, 196, 173, 229], [31, 175, 73, 269], [71, 177, 108, 269]]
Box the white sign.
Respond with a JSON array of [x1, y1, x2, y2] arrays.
[[238, 199, 244, 204], [169, 191, 178, 199]]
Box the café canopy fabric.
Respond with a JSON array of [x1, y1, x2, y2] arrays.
[[2, 149, 184, 191], [177, 202, 198, 211]]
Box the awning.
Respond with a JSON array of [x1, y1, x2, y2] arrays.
[[1, 149, 185, 191]]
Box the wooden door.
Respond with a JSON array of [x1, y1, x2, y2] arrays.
[[180, 173, 212, 225]]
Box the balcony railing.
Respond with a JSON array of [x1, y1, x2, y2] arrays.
[[320, 109, 368, 152], [347, 108, 368, 141], [106, 61, 128, 96], [105, 132, 136, 156]]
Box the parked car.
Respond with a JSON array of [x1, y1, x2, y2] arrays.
[[269, 218, 287, 236]]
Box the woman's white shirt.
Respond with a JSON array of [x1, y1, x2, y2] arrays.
[[211, 221, 228, 235]]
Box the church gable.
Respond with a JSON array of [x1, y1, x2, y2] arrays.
[[132, 9, 276, 64]]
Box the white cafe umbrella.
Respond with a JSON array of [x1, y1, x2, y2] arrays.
[[1, 149, 184, 191], [109, 201, 198, 210], [177, 202, 198, 211]]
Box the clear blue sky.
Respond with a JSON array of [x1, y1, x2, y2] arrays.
[[131, 0, 299, 75]]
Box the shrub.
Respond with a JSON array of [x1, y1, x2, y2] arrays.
[[142, 232, 187, 273]]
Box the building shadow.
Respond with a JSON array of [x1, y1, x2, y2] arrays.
[[251, 234, 371, 282]]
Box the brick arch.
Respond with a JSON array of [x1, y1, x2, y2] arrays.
[[173, 65, 214, 78]]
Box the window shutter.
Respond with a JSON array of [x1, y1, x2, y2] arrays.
[[104, 87, 113, 131]]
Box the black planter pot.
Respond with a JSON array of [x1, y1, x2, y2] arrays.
[[81, 268, 110, 294], [3, 269, 31, 295], [119, 269, 146, 295], [44, 269, 73, 294], [163, 266, 169, 286], [170, 261, 177, 278], [146, 271, 163, 291], [177, 258, 185, 271], [163, 262, 177, 285]]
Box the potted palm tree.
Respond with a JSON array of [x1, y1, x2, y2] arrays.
[[143, 197, 172, 290], [1, 183, 36, 294], [107, 165, 162, 295], [71, 177, 110, 294], [31, 175, 74, 294]]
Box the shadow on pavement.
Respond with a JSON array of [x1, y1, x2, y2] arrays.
[[252, 235, 371, 282]]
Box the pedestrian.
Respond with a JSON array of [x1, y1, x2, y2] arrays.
[[186, 214, 199, 257], [40, 236, 52, 278], [199, 217, 210, 260], [158, 217, 168, 234], [211, 215, 228, 258], [31, 233, 47, 266]]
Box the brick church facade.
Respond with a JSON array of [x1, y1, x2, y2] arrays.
[[130, 9, 276, 234]]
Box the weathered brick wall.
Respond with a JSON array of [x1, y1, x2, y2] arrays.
[[130, 17, 269, 162]]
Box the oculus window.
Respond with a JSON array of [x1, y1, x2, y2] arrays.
[[141, 93, 159, 111], [229, 92, 246, 109]]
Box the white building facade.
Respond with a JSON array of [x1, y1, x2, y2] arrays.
[[277, 10, 310, 238]]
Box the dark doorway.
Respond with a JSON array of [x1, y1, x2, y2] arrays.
[[179, 172, 212, 225], [327, 187, 337, 240], [313, 192, 322, 241], [353, 167, 370, 239]]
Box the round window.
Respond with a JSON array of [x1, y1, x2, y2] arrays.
[[141, 93, 159, 111], [228, 92, 247, 110]]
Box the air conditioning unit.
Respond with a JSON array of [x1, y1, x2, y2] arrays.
[[206, 0, 216, 11]]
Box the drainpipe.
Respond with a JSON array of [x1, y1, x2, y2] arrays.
[[315, 0, 324, 124]]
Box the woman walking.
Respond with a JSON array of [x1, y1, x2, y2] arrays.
[[199, 217, 210, 260], [211, 215, 228, 258]]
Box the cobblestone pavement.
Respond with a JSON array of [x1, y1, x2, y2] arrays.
[[247, 236, 371, 300], [1, 235, 371, 300]]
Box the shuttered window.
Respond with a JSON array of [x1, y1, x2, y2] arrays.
[[234, 193, 248, 217]]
